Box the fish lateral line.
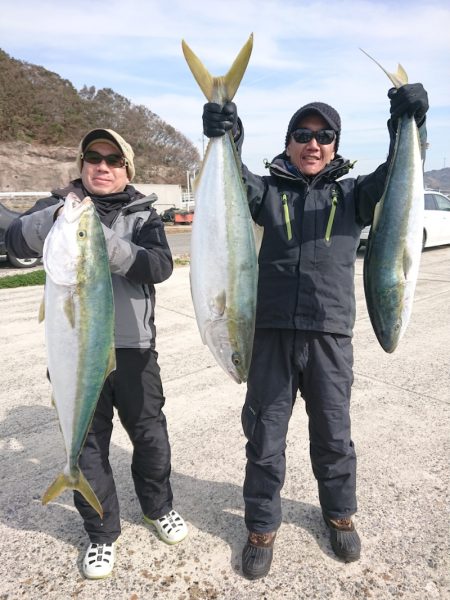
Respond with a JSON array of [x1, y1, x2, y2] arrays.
[[182, 34, 253, 102], [359, 48, 408, 89]]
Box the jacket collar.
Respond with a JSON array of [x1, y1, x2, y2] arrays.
[[267, 153, 354, 185], [51, 179, 156, 212]]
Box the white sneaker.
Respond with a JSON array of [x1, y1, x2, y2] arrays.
[[82, 542, 115, 579], [144, 509, 188, 545]]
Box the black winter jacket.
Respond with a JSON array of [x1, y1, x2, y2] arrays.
[[241, 152, 390, 336]]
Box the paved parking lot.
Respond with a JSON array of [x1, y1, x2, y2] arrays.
[[0, 246, 448, 599]]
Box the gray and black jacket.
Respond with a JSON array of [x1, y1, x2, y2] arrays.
[[5, 179, 173, 348], [238, 119, 427, 337]]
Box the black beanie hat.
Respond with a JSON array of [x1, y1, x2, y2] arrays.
[[285, 102, 341, 152]]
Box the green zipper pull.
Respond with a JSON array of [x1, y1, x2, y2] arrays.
[[281, 193, 292, 241], [325, 188, 338, 243]]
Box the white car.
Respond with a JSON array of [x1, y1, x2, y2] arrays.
[[359, 190, 450, 250]]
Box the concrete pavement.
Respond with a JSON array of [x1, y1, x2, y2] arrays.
[[0, 247, 448, 599]]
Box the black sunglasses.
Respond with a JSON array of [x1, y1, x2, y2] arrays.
[[82, 150, 127, 168], [291, 128, 336, 145]]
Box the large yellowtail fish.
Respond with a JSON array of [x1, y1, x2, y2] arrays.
[[361, 50, 425, 353], [182, 35, 257, 383], [40, 193, 115, 517]]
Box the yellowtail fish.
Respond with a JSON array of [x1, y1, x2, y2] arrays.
[[361, 50, 425, 353], [182, 35, 257, 383], [40, 193, 115, 517]]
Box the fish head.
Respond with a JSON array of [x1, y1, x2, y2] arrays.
[[44, 193, 97, 286], [371, 282, 405, 353], [204, 317, 253, 383]]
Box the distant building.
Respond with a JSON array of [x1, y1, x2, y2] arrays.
[[135, 184, 194, 214]]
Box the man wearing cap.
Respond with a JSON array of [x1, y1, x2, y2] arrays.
[[202, 83, 428, 579], [6, 128, 188, 579]]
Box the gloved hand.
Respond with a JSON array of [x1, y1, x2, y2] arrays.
[[388, 83, 429, 125], [203, 102, 237, 137]]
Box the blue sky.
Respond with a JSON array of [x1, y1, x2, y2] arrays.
[[1, 0, 449, 178]]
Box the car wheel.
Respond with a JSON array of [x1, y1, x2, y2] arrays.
[[7, 252, 41, 269], [422, 230, 426, 251]]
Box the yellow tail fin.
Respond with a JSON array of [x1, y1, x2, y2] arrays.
[[42, 468, 103, 518], [360, 48, 408, 89], [182, 34, 253, 103]]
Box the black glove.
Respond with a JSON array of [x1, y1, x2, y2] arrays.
[[203, 102, 237, 137], [388, 83, 429, 125]]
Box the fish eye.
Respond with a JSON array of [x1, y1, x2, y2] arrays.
[[78, 230, 87, 239], [231, 352, 241, 366]]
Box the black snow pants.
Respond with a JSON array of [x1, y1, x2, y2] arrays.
[[241, 328, 357, 533], [74, 348, 173, 543]]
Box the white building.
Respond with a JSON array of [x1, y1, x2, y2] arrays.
[[136, 184, 195, 214]]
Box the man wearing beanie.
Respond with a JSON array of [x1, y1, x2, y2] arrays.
[[202, 82, 429, 579], [6, 128, 188, 579]]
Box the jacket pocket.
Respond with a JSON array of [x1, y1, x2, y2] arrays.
[[324, 187, 339, 244], [241, 400, 259, 441], [281, 193, 293, 241]]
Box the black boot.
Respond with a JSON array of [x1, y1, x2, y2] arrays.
[[242, 531, 277, 580], [323, 515, 361, 562]]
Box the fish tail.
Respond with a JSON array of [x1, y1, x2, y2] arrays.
[[42, 468, 103, 518], [359, 48, 408, 88], [182, 34, 253, 102]]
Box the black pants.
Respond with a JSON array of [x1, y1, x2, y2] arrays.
[[74, 348, 173, 543], [241, 329, 356, 533]]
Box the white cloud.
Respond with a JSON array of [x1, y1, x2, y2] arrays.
[[0, 0, 449, 175]]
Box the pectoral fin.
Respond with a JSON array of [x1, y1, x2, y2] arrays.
[[403, 248, 413, 279], [64, 294, 76, 328], [210, 290, 226, 317]]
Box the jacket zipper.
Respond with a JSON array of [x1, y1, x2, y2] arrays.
[[281, 193, 293, 241], [324, 188, 338, 243]]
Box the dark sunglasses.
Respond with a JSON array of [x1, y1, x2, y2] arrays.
[[81, 150, 127, 168], [291, 128, 336, 145]]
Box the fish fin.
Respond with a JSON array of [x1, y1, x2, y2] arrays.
[[38, 295, 45, 323], [64, 294, 76, 328], [372, 200, 383, 231], [252, 223, 264, 256], [210, 290, 226, 317], [223, 34, 254, 101], [42, 468, 103, 518], [359, 48, 408, 88], [181, 40, 215, 100], [403, 248, 413, 279], [106, 347, 116, 378], [76, 470, 103, 518], [182, 34, 253, 102]]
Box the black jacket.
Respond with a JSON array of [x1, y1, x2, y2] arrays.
[[240, 151, 391, 336]]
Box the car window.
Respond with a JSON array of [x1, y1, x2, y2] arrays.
[[434, 194, 450, 211], [424, 194, 436, 210]]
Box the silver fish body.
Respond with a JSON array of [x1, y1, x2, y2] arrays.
[[183, 36, 257, 383], [41, 194, 115, 517], [362, 53, 424, 353]]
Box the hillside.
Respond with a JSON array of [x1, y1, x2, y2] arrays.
[[424, 168, 450, 193], [0, 49, 200, 187], [1, 48, 449, 195]]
